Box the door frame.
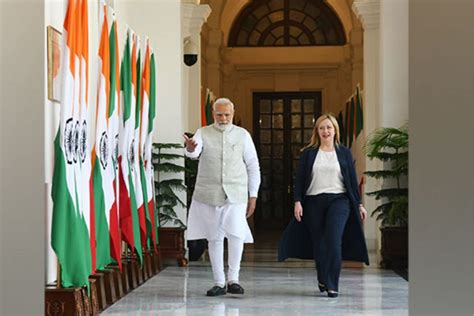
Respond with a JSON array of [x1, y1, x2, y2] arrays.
[[252, 91, 322, 233]]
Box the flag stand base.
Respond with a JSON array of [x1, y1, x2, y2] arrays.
[[107, 264, 124, 299], [89, 272, 107, 311], [123, 257, 138, 289], [45, 285, 92, 316], [119, 260, 131, 294], [97, 269, 117, 305], [45, 256, 166, 315]]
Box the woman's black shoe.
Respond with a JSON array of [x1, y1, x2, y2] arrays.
[[206, 285, 227, 296], [327, 290, 339, 298], [318, 283, 327, 293]]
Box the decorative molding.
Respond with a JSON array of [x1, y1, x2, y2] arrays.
[[233, 63, 339, 72], [182, 3, 212, 39], [352, 0, 380, 30]]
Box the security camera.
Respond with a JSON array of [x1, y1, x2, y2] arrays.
[[184, 40, 198, 67]]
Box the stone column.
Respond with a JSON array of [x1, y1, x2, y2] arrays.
[[352, 0, 380, 253], [379, 0, 409, 127], [182, 2, 211, 133]]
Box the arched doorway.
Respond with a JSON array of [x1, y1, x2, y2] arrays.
[[201, 0, 363, 244]]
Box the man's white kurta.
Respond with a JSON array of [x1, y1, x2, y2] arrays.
[[185, 124, 260, 242]]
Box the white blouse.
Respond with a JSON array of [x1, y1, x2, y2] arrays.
[[305, 149, 346, 196]]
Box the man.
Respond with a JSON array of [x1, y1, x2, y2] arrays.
[[184, 97, 261, 296]]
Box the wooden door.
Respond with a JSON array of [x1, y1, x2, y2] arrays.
[[253, 92, 322, 231]]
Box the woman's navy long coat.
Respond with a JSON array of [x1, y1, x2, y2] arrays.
[[278, 145, 370, 265]]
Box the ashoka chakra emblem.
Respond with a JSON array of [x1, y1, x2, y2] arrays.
[[79, 121, 87, 163], [99, 132, 108, 170], [129, 140, 135, 171], [73, 121, 80, 163], [64, 118, 74, 164]]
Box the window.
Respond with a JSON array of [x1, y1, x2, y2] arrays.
[[229, 0, 346, 47]]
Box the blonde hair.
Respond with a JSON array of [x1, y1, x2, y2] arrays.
[[302, 113, 341, 151]]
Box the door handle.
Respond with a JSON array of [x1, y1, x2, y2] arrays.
[[287, 185, 291, 194]]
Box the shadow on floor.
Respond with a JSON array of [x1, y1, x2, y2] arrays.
[[393, 269, 408, 281]]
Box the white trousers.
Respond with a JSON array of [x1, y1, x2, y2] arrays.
[[208, 232, 244, 286], [187, 199, 253, 286]]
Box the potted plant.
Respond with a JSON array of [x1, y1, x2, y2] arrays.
[[364, 124, 408, 269], [152, 142, 187, 266]]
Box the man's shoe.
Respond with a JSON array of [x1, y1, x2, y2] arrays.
[[227, 283, 244, 294], [206, 285, 227, 297]]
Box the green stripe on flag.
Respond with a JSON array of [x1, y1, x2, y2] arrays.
[[129, 169, 143, 262], [348, 97, 355, 148], [140, 159, 152, 249], [51, 133, 92, 288], [355, 86, 364, 138], [121, 33, 131, 122], [135, 51, 141, 129], [148, 53, 156, 134], [205, 92, 213, 125], [109, 21, 117, 117], [93, 157, 111, 270]]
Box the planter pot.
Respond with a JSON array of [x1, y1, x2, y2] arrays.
[[187, 239, 207, 261], [380, 226, 408, 269], [158, 227, 188, 267]]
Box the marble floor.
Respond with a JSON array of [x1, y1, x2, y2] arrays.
[[102, 265, 408, 316], [102, 232, 408, 315]]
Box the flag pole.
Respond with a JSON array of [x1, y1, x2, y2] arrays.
[[56, 258, 61, 288]]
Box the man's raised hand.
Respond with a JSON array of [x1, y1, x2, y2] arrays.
[[183, 134, 197, 152]]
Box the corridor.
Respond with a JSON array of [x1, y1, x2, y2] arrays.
[[102, 232, 408, 315], [102, 265, 407, 315]]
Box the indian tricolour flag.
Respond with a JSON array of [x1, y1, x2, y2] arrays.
[[76, 0, 96, 273], [201, 88, 213, 126], [119, 30, 142, 262], [133, 38, 148, 249], [142, 44, 157, 251], [92, 4, 114, 270], [51, 0, 92, 288], [139, 41, 153, 250], [140, 41, 151, 249], [108, 17, 121, 269]]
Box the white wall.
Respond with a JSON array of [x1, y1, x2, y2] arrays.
[[115, 0, 184, 143], [0, 0, 45, 313], [115, 0, 186, 227]]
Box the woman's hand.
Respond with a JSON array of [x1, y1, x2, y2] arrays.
[[359, 204, 367, 223], [294, 201, 303, 222]]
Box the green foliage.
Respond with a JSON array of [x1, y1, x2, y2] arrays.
[[152, 142, 186, 228], [364, 124, 408, 227]]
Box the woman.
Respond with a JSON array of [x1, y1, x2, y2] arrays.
[[278, 113, 369, 298]]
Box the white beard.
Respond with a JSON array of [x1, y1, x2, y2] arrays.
[[214, 122, 232, 131]]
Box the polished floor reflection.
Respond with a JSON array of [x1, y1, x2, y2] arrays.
[[103, 230, 407, 315], [102, 264, 408, 315]]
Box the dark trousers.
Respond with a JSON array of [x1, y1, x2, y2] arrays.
[[303, 193, 350, 292]]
